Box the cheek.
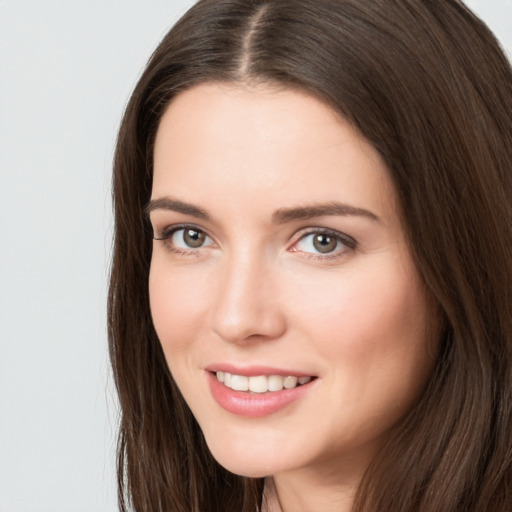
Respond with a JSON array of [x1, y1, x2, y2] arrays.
[[148, 256, 212, 356], [338, 281, 433, 404], [337, 275, 428, 354], [287, 262, 429, 348], [285, 257, 435, 405]]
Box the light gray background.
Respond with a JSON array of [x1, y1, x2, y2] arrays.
[[0, 1, 510, 511]]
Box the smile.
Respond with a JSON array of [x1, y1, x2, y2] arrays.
[[216, 371, 313, 393], [208, 370, 317, 417]]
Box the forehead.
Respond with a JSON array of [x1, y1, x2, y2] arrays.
[[152, 82, 396, 223]]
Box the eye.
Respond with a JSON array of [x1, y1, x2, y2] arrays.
[[154, 225, 214, 251], [292, 229, 356, 257], [173, 227, 212, 249]]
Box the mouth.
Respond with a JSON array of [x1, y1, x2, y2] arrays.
[[214, 371, 314, 393], [206, 368, 318, 417]]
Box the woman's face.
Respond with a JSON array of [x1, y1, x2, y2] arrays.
[[148, 83, 437, 479]]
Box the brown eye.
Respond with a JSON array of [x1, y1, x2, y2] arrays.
[[293, 229, 356, 258], [156, 226, 214, 251], [312, 233, 338, 253], [183, 228, 206, 248]]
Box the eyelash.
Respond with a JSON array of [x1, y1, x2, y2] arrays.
[[153, 224, 358, 260], [154, 224, 214, 256], [291, 227, 357, 261]]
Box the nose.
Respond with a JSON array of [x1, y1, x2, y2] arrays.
[[210, 251, 287, 344]]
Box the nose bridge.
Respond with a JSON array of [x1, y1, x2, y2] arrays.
[[211, 245, 285, 343]]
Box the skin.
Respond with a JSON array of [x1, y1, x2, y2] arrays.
[[148, 83, 438, 512]]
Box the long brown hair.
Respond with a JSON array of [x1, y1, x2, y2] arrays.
[[108, 1, 512, 510]]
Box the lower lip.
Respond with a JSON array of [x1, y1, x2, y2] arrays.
[[207, 372, 316, 418]]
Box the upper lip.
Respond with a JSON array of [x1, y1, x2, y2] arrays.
[[204, 363, 316, 377]]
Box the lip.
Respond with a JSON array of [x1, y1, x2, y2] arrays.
[[204, 363, 314, 378], [206, 370, 317, 418]]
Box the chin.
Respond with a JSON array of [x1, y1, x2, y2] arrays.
[[203, 433, 294, 478], [218, 460, 271, 479]]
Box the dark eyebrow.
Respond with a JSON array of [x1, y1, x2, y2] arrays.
[[145, 197, 211, 221], [272, 202, 380, 224], [145, 197, 379, 224]]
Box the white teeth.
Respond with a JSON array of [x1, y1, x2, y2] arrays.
[[216, 372, 313, 393], [231, 374, 249, 391], [283, 376, 298, 389], [249, 375, 268, 393], [268, 375, 284, 391]]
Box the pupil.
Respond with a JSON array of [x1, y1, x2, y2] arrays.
[[184, 229, 205, 248], [313, 234, 336, 253]]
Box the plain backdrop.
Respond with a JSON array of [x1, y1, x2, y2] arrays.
[[0, 1, 510, 511]]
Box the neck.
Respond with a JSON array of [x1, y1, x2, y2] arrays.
[[262, 464, 360, 512]]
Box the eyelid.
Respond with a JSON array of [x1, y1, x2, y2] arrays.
[[152, 223, 357, 259], [152, 223, 217, 257], [289, 227, 358, 256], [153, 222, 211, 241]]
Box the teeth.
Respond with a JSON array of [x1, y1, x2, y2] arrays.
[[231, 374, 249, 391], [268, 375, 283, 391], [248, 375, 268, 393], [216, 372, 313, 393], [283, 376, 298, 389]]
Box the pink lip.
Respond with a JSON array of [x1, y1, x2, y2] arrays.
[[206, 371, 317, 418], [204, 363, 314, 378]]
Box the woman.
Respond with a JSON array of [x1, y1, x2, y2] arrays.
[[108, 1, 512, 510]]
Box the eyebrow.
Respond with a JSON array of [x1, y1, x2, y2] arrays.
[[145, 197, 380, 224], [145, 197, 211, 220], [272, 202, 380, 224]]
